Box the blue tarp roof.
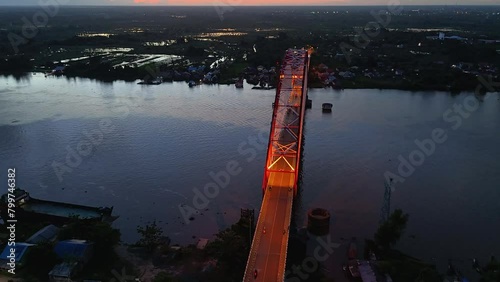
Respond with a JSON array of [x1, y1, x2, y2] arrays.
[[0, 243, 34, 262], [49, 262, 78, 278], [54, 240, 92, 260], [27, 224, 60, 244]]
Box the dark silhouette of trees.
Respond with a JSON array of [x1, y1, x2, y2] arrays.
[[375, 209, 409, 250], [23, 242, 60, 282], [136, 220, 167, 252], [480, 256, 500, 282]]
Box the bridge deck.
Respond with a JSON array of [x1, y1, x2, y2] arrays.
[[243, 49, 309, 282], [243, 185, 293, 282]]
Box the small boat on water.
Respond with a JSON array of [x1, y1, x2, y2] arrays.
[[322, 103, 333, 113], [188, 80, 198, 87], [306, 98, 312, 109], [235, 79, 244, 88], [138, 79, 162, 85], [252, 85, 275, 90], [138, 76, 162, 85], [0, 189, 116, 224]]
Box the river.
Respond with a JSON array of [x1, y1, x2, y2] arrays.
[[0, 73, 499, 279]]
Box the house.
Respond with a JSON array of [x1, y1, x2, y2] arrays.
[[26, 224, 60, 244], [334, 53, 346, 60], [446, 35, 467, 41], [339, 71, 356, 79], [364, 72, 372, 79], [52, 66, 65, 75], [54, 240, 93, 263], [187, 65, 205, 73], [317, 63, 328, 72], [49, 261, 79, 282], [346, 260, 393, 282], [48, 240, 94, 282], [427, 33, 467, 42], [0, 242, 34, 270]]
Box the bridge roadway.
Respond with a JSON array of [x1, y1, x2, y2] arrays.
[[244, 107, 299, 281], [243, 184, 293, 282], [243, 48, 309, 282]]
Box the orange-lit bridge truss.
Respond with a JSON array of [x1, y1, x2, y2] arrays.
[[243, 49, 310, 282]]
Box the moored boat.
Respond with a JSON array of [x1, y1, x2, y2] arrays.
[[0, 189, 116, 224], [322, 103, 333, 112], [138, 77, 162, 85]]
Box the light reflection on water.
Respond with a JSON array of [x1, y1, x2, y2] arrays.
[[0, 73, 499, 279]]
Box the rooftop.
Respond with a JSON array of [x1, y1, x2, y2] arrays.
[[49, 261, 79, 278], [23, 202, 103, 219], [0, 242, 34, 262], [26, 224, 60, 244], [54, 240, 93, 262]]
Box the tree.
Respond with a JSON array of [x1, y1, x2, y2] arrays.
[[23, 242, 60, 281], [203, 221, 251, 281], [480, 256, 500, 282], [374, 209, 409, 249], [136, 221, 166, 251]]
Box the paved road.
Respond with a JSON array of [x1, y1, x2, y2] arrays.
[[243, 49, 308, 282], [244, 92, 302, 282], [243, 184, 293, 282]]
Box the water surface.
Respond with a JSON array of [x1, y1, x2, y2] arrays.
[[1, 73, 499, 279]]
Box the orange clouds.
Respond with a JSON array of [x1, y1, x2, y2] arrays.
[[134, 0, 161, 4]]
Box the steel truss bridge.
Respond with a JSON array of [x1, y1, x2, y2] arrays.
[[243, 48, 311, 282]]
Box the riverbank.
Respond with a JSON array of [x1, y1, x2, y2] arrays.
[[3, 71, 497, 94]]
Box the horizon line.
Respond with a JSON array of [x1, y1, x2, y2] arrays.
[[1, 4, 500, 6]]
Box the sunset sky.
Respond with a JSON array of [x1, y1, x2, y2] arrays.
[[0, 0, 499, 5]]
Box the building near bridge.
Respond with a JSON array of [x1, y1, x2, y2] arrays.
[[49, 240, 94, 282], [26, 224, 60, 244], [0, 242, 34, 270]]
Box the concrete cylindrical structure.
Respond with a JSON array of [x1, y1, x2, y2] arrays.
[[307, 208, 330, 236]]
